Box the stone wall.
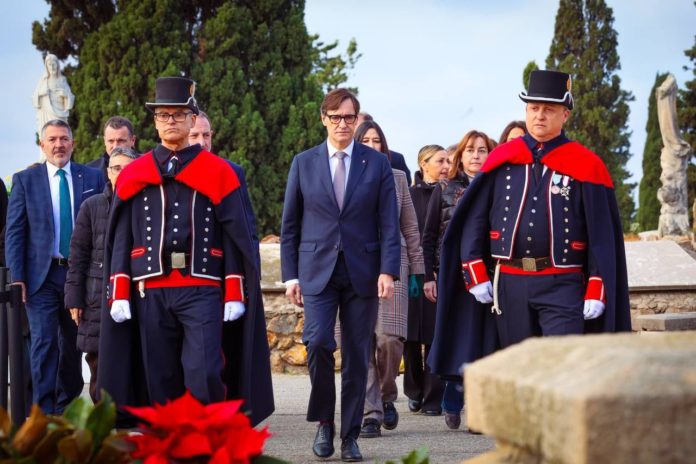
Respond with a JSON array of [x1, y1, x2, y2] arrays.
[[263, 292, 308, 374]]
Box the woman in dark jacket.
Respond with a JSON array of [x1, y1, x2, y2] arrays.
[[403, 144, 448, 417], [422, 130, 495, 429], [64, 147, 137, 402]]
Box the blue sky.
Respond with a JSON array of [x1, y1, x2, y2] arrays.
[[2, 1, 695, 205]]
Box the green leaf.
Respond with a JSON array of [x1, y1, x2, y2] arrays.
[[399, 447, 429, 464], [90, 433, 135, 463], [57, 429, 92, 463], [85, 391, 116, 453], [62, 397, 92, 429]]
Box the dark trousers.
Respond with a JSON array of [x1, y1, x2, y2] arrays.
[[135, 285, 225, 405], [25, 262, 83, 414], [302, 253, 379, 440], [496, 272, 585, 348], [85, 352, 98, 404], [403, 341, 443, 412]]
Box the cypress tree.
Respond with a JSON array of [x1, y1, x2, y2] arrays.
[[545, 0, 635, 230], [191, 0, 326, 235], [637, 73, 669, 232], [679, 14, 696, 227]]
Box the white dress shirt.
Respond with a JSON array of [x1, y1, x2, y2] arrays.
[[46, 160, 75, 258], [327, 139, 353, 189]]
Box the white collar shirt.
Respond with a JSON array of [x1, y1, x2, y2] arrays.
[[327, 139, 353, 190], [46, 160, 75, 258]]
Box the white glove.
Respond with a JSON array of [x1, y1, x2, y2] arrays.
[[469, 282, 493, 304], [110, 299, 132, 323], [224, 301, 246, 321], [583, 299, 605, 320]]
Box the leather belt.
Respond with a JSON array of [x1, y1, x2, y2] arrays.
[[166, 252, 190, 269], [52, 257, 69, 267], [499, 256, 553, 272]]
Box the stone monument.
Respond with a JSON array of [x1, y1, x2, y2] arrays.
[[32, 53, 74, 138], [656, 74, 692, 237]]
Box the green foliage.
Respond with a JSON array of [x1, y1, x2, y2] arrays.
[[545, 0, 636, 230], [34, 0, 356, 235], [0, 391, 132, 463], [310, 36, 361, 93], [522, 60, 539, 88], [637, 73, 669, 231], [191, 0, 327, 235], [678, 4, 696, 227], [385, 447, 429, 464]]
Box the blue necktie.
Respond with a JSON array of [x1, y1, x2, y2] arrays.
[[57, 168, 72, 258]]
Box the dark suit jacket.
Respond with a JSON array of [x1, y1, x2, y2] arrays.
[[5, 162, 104, 295], [281, 141, 401, 297], [390, 151, 411, 185], [86, 153, 109, 184], [0, 178, 7, 267]]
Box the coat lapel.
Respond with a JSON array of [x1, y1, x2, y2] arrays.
[[342, 143, 367, 211], [70, 163, 84, 218], [35, 163, 55, 234], [315, 142, 340, 211]]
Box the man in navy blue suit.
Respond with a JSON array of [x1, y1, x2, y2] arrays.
[[5, 119, 104, 414], [281, 88, 401, 462]]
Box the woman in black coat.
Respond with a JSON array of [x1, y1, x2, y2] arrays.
[[64, 147, 137, 402], [403, 144, 448, 416], [422, 130, 496, 430]]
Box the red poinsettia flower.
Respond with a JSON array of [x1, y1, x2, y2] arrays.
[[126, 391, 269, 463]]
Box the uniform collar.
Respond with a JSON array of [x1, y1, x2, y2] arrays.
[[153, 143, 201, 168], [523, 131, 570, 160]]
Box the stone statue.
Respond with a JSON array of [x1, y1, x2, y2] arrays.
[[32, 53, 74, 137], [656, 74, 692, 237]]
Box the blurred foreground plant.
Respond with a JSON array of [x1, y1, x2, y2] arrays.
[[0, 391, 133, 463]]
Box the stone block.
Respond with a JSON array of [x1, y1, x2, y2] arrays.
[[281, 344, 307, 366], [635, 312, 696, 331], [259, 243, 284, 291], [625, 241, 696, 291], [267, 314, 297, 335], [464, 332, 696, 464]]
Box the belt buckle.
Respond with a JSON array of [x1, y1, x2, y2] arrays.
[[171, 252, 186, 269], [522, 257, 537, 272]]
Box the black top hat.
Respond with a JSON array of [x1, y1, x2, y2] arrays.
[[519, 70, 574, 110], [145, 77, 199, 114]]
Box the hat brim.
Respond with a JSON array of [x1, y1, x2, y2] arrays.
[[519, 92, 573, 110], [145, 98, 199, 115]]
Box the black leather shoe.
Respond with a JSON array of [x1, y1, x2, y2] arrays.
[[422, 408, 442, 416], [445, 412, 461, 429], [408, 399, 422, 412], [382, 402, 399, 430], [341, 437, 363, 462], [312, 423, 335, 458], [359, 418, 381, 438]]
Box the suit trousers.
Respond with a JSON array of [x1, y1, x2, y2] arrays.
[[364, 333, 403, 423], [302, 253, 379, 440], [496, 272, 585, 348], [135, 285, 225, 405], [25, 262, 83, 414], [402, 341, 443, 412]]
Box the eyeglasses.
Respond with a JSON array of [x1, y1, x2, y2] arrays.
[[154, 111, 192, 123], [324, 113, 357, 125], [108, 165, 125, 173]]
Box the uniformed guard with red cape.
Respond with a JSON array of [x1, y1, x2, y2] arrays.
[[97, 77, 273, 427], [428, 70, 631, 381]]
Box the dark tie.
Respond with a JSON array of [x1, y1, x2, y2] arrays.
[[533, 144, 544, 183], [333, 151, 347, 210], [167, 154, 179, 177], [57, 168, 72, 258]]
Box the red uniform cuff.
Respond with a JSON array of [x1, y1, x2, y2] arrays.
[[584, 276, 606, 302], [110, 274, 131, 304], [225, 274, 245, 302], [461, 259, 490, 290]]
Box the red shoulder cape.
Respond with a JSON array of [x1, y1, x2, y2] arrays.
[[481, 137, 614, 188], [115, 150, 240, 204]]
